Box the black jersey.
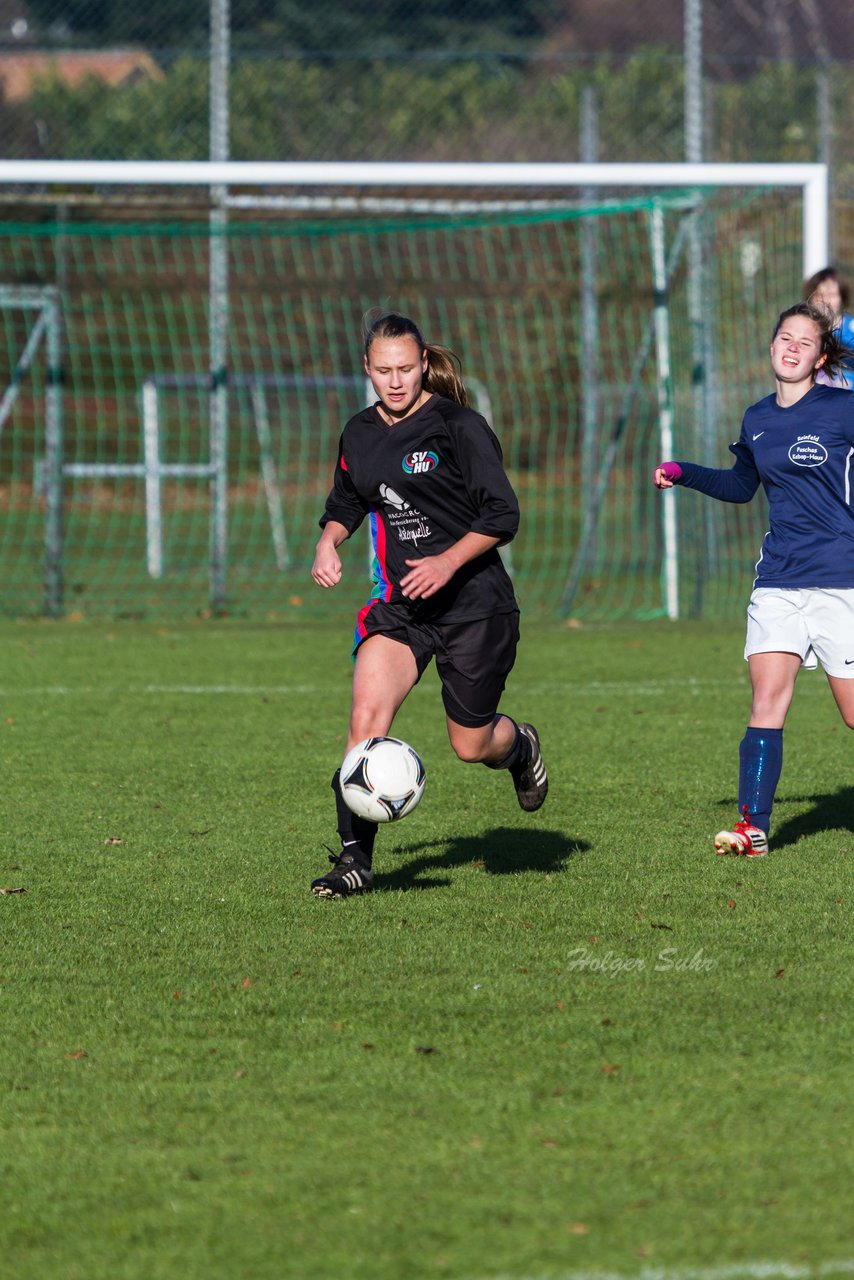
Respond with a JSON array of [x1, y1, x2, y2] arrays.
[[320, 393, 520, 624]]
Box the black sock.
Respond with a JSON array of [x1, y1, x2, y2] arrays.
[[484, 718, 530, 773], [331, 768, 377, 866]]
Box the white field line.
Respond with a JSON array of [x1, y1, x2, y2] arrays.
[[480, 1259, 854, 1280], [0, 684, 319, 696], [0, 675, 832, 699]]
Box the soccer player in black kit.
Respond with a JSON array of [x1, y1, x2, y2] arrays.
[[310, 312, 548, 898]]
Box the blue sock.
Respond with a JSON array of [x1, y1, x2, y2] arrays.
[[738, 727, 783, 835]]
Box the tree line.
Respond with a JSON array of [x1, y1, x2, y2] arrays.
[[21, 0, 854, 63], [4, 50, 853, 172]]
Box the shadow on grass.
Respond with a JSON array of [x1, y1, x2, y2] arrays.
[[771, 785, 854, 850], [378, 825, 588, 892]]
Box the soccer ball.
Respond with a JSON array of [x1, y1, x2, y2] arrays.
[[339, 736, 426, 824]]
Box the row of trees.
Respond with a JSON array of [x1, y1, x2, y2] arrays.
[[15, 0, 559, 54], [3, 51, 852, 171], [19, 0, 854, 62]]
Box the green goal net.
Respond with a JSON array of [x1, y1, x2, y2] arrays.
[[0, 177, 805, 622]]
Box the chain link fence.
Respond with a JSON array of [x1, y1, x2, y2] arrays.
[[0, 1, 850, 620], [1, 3, 853, 208]]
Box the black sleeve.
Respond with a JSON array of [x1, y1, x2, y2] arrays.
[[452, 413, 520, 545], [318, 437, 370, 534]]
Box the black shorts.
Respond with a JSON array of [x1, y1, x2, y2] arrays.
[[353, 601, 520, 728]]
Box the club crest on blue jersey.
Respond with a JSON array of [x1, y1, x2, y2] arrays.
[[789, 435, 828, 467], [402, 449, 439, 475]]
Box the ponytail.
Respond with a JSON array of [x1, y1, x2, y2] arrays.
[[423, 343, 468, 407]]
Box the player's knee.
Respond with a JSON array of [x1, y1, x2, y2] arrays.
[[349, 705, 391, 742], [448, 728, 491, 764], [750, 696, 788, 725]]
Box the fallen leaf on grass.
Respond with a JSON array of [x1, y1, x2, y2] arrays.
[[775, 968, 785, 979]]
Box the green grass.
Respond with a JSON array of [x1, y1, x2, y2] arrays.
[[1, 617, 852, 1280]]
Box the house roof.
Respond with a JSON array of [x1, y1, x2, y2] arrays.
[[0, 49, 164, 102]]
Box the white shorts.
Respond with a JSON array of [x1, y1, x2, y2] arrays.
[[745, 587, 854, 678]]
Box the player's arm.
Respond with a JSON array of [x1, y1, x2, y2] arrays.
[[312, 520, 350, 589], [453, 412, 520, 545], [401, 531, 500, 600], [653, 446, 760, 504], [312, 439, 368, 589]]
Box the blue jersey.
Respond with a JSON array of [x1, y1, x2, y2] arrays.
[[838, 312, 854, 387], [675, 384, 854, 588]]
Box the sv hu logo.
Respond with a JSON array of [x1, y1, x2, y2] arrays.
[[402, 450, 439, 475]]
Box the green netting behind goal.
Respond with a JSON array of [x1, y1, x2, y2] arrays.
[[0, 188, 802, 621]]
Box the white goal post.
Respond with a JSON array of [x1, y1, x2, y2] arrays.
[[0, 161, 828, 618]]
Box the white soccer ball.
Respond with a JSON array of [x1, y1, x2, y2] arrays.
[[340, 736, 426, 824]]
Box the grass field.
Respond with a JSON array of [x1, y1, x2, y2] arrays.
[[1, 615, 852, 1280]]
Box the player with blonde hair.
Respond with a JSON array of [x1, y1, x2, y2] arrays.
[[310, 312, 548, 897]]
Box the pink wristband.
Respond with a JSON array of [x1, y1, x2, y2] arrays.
[[658, 461, 682, 482]]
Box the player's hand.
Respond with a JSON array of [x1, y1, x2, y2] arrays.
[[653, 461, 682, 489], [311, 541, 343, 588], [400, 554, 455, 600]]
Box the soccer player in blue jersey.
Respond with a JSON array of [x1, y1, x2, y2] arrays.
[[309, 312, 548, 898], [804, 267, 854, 388], [654, 301, 854, 857]]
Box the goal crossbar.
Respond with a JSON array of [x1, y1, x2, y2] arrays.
[[0, 161, 828, 277]]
